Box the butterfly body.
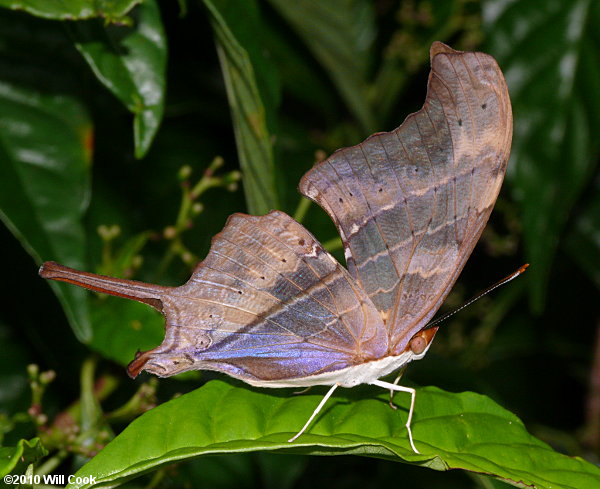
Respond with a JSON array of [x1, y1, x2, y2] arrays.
[[215, 350, 426, 388]]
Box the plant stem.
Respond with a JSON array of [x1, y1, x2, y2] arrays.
[[293, 197, 311, 223], [35, 449, 68, 475]]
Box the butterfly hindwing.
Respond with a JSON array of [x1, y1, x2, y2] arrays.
[[130, 210, 388, 382]]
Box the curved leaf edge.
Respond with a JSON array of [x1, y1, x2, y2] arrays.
[[0, 1, 142, 22], [66, 381, 600, 489]]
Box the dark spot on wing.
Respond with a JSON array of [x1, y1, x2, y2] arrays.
[[195, 336, 211, 350], [481, 103, 487, 109], [458, 119, 463, 126]]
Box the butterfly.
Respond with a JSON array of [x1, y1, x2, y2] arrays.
[[39, 42, 512, 454]]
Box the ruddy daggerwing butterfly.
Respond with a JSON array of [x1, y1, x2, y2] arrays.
[[39, 42, 512, 453]]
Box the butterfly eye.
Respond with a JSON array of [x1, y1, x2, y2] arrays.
[[409, 335, 427, 355]]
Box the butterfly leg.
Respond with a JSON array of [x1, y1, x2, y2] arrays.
[[388, 365, 407, 410], [288, 383, 339, 443], [293, 386, 312, 395], [370, 379, 420, 454]]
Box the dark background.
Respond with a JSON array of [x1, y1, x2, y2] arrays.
[[0, 0, 598, 487]]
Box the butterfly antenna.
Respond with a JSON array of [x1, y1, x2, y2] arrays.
[[423, 264, 529, 330]]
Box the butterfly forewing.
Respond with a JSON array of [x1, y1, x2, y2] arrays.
[[299, 42, 512, 354], [132, 210, 388, 381]]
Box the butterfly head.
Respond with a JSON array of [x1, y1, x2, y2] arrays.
[[407, 326, 439, 357]]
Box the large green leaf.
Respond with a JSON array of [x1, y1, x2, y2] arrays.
[[483, 0, 600, 310], [69, 0, 167, 158], [267, 0, 376, 132], [0, 0, 140, 21], [0, 438, 47, 477], [202, 0, 280, 215], [0, 82, 93, 342], [67, 380, 600, 489]]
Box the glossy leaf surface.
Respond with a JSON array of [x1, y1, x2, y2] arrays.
[[0, 80, 93, 341], [0, 438, 47, 477], [483, 0, 600, 309], [0, 0, 140, 21], [67, 380, 600, 489], [202, 0, 280, 215], [69, 0, 167, 158]]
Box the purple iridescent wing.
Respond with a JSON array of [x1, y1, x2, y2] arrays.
[[299, 42, 512, 354]]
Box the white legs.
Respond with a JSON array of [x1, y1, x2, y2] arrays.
[[288, 383, 339, 442], [370, 379, 419, 454], [287, 380, 420, 454], [388, 366, 407, 410]]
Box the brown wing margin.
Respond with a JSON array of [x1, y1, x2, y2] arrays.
[[299, 42, 512, 354]]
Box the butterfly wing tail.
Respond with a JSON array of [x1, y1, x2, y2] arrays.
[[39, 261, 170, 311]]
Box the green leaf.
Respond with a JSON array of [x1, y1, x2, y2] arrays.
[[0, 0, 141, 21], [483, 0, 600, 310], [67, 380, 600, 489], [0, 82, 93, 342], [202, 0, 280, 215], [69, 0, 167, 158], [267, 0, 377, 132], [0, 438, 47, 477], [89, 297, 164, 366]]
